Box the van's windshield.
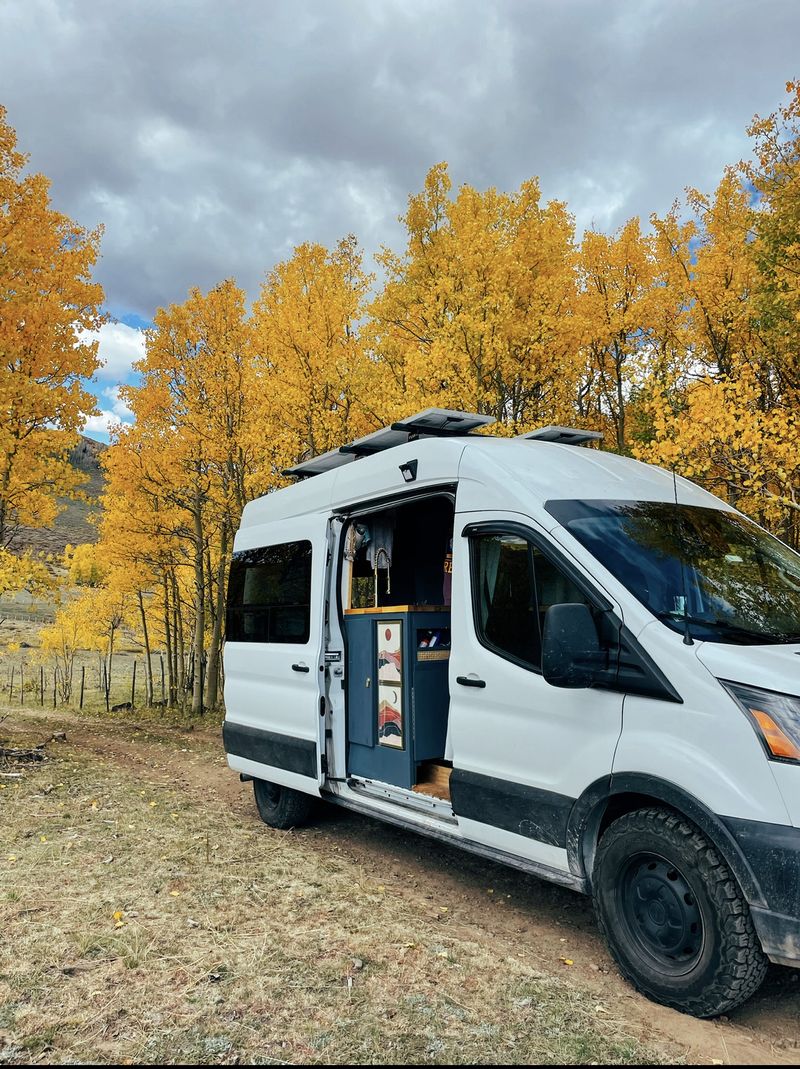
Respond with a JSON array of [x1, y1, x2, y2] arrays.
[[545, 500, 800, 645]]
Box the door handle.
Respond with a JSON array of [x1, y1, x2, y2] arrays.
[[292, 663, 310, 673], [456, 675, 486, 688]]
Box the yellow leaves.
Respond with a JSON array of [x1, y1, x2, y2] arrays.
[[251, 237, 377, 473], [0, 547, 53, 600], [113, 910, 125, 928], [40, 599, 101, 657], [0, 110, 104, 568], [65, 543, 108, 588], [635, 369, 800, 535], [370, 163, 581, 430]]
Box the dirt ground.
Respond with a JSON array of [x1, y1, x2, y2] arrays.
[[2, 707, 799, 1065]]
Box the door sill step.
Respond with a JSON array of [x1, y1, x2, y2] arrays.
[[347, 777, 457, 823]]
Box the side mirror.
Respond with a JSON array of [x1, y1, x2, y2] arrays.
[[542, 603, 606, 688]]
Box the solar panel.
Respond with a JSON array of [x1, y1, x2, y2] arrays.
[[281, 447, 357, 478], [392, 408, 495, 435], [283, 408, 496, 478], [519, 426, 604, 446]]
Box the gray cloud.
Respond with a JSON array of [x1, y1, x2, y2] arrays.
[[1, 0, 797, 319]]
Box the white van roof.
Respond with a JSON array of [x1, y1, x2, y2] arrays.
[[240, 411, 730, 531]]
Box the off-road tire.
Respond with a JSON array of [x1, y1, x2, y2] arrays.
[[253, 779, 315, 830], [593, 807, 768, 1018]]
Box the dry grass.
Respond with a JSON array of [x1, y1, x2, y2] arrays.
[[0, 740, 676, 1065]]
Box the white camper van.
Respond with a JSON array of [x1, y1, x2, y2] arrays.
[[223, 408, 800, 1018]]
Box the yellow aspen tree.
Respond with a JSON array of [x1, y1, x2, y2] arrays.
[[624, 209, 695, 452], [94, 507, 164, 707], [746, 81, 800, 399], [638, 175, 761, 506], [39, 599, 97, 703], [251, 236, 380, 473], [111, 280, 257, 715], [577, 218, 658, 452], [641, 370, 800, 545], [639, 87, 800, 546], [96, 469, 186, 707], [652, 172, 761, 382], [65, 543, 108, 588], [368, 163, 581, 432], [0, 106, 105, 592]]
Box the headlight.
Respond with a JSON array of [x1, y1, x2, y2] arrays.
[[723, 681, 800, 764]]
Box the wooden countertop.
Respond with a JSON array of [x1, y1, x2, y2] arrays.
[[344, 604, 450, 615]]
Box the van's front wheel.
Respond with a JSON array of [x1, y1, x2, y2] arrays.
[[253, 779, 315, 829], [593, 807, 767, 1018]]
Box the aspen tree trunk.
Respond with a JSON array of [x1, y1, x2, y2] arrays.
[[106, 625, 116, 707], [205, 525, 228, 710], [138, 589, 154, 706], [172, 571, 185, 698], [206, 544, 215, 626], [163, 574, 175, 705], [191, 494, 205, 717]]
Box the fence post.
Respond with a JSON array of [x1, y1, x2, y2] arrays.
[[80, 665, 85, 710], [131, 661, 137, 708], [20, 664, 24, 706], [53, 675, 56, 708], [40, 666, 44, 707]]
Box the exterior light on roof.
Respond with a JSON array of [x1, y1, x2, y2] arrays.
[[399, 459, 418, 483]]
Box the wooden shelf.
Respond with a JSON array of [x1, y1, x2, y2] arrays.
[[344, 604, 449, 616]]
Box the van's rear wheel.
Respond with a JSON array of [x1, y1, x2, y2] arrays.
[[593, 807, 767, 1018], [253, 779, 315, 829]]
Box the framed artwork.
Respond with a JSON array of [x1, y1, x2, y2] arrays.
[[377, 620, 403, 749]]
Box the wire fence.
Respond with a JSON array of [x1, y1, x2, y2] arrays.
[[0, 653, 207, 713], [0, 609, 56, 626]]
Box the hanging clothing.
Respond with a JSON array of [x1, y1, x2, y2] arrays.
[[365, 518, 393, 602], [366, 519, 393, 572]]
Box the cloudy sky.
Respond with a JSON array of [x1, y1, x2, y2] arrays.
[[1, 0, 798, 438]]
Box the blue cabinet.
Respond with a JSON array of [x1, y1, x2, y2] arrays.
[[346, 608, 450, 789]]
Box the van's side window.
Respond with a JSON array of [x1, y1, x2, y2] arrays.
[[227, 541, 312, 644], [472, 533, 590, 670]]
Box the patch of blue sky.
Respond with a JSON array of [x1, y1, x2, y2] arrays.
[[115, 310, 153, 330]]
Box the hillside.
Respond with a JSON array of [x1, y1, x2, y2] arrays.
[[14, 434, 106, 558]]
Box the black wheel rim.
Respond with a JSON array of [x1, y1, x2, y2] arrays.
[[618, 852, 704, 975], [262, 782, 281, 807]]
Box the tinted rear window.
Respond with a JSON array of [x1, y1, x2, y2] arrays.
[[227, 540, 312, 643]]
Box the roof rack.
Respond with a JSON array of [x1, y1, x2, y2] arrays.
[[283, 408, 496, 479], [518, 425, 604, 447]]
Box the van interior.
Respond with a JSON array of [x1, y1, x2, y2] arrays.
[[342, 495, 455, 802]]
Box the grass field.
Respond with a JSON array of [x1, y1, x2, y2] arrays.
[[0, 717, 677, 1066]]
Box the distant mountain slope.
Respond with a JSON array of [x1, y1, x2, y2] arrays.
[[14, 435, 107, 558]]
